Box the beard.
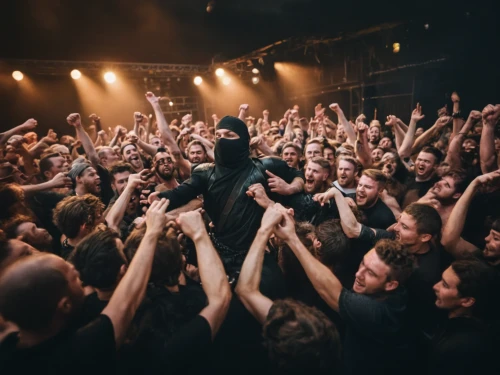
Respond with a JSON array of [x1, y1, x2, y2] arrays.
[[155, 166, 174, 181]]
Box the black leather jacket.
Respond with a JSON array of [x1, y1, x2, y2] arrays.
[[159, 157, 303, 252]]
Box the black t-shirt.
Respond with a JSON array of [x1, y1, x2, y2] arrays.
[[403, 174, 440, 208], [0, 315, 116, 375], [359, 198, 396, 230], [429, 317, 500, 375], [77, 292, 110, 327], [96, 164, 114, 207], [339, 287, 416, 375]]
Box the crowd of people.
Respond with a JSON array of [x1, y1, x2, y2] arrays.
[[0, 89, 499, 374]]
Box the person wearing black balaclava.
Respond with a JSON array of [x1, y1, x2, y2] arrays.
[[149, 115, 304, 271]]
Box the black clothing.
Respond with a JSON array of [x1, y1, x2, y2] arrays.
[[96, 164, 114, 207], [405, 174, 440, 198], [60, 238, 74, 260], [429, 317, 500, 375], [285, 193, 339, 225], [0, 315, 116, 375], [158, 157, 303, 253], [359, 198, 396, 229], [78, 292, 110, 327], [339, 287, 416, 375]]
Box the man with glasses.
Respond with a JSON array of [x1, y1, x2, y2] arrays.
[[153, 148, 179, 192]]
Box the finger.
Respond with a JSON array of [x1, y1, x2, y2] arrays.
[[158, 198, 170, 213], [265, 170, 277, 178]]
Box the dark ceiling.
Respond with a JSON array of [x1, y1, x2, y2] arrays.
[[1, 0, 492, 65]]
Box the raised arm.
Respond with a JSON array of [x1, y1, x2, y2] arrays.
[[176, 211, 231, 340], [0, 119, 38, 146], [20, 173, 73, 195], [480, 104, 500, 173], [445, 111, 481, 169], [355, 121, 372, 169], [441, 171, 500, 257], [330, 103, 356, 145], [235, 205, 284, 324], [127, 131, 157, 157], [411, 116, 451, 155], [451, 92, 461, 138], [273, 205, 343, 312], [103, 198, 169, 348], [66, 113, 100, 167], [238, 104, 249, 121], [399, 103, 424, 159]]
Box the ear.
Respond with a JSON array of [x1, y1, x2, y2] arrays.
[[44, 170, 52, 180], [321, 172, 329, 182], [119, 264, 127, 278], [460, 296, 475, 309], [384, 280, 399, 292], [452, 192, 462, 200], [419, 233, 433, 243], [57, 296, 73, 314], [313, 238, 322, 250]]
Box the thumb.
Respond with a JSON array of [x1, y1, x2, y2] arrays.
[[265, 170, 277, 178]]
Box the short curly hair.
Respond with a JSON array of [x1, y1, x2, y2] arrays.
[[53, 194, 105, 239], [263, 299, 341, 374], [374, 239, 415, 284]]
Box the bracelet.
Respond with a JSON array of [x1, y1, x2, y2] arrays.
[[452, 111, 461, 118]]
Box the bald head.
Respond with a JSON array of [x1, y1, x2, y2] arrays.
[[0, 254, 83, 332]]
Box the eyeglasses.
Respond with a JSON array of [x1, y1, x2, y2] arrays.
[[155, 158, 174, 166]]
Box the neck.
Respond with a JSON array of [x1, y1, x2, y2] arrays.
[[412, 242, 430, 255], [74, 185, 87, 196], [415, 173, 435, 182], [157, 176, 179, 189], [67, 234, 86, 248], [448, 308, 472, 319]]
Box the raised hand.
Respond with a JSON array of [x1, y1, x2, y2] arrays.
[[66, 113, 82, 127], [263, 109, 269, 117], [272, 203, 296, 241], [329, 103, 341, 113], [246, 183, 272, 208], [260, 204, 284, 230], [145, 92, 159, 105], [41, 129, 58, 144], [357, 122, 369, 135], [249, 136, 263, 149], [467, 110, 482, 123], [181, 114, 193, 126], [126, 131, 139, 144], [134, 112, 145, 123], [481, 104, 500, 126], [435, 116, 452, 129], [239, 104, 249, 112], [146, 198, 169, 235], [411, 103, 425, 122], [97, 130, 107, 138], [176, 210, 206, 240], [89, 113, 101, 123], [451, 92, 460, 103], [355, 113, 366, 124], [315, 103, 325, 117], [313, 188, 336, 206], [19, 118, 38, 131], [385, 115, 397, 127], [114, 125, 127, 137], [50, 172, 73, 188]]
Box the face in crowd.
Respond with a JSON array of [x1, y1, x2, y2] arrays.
[[188, 144, 207, 164], [305, 143, 322, 161], [78, 167, 101, 195], [415, 151, 438, 180], [154, 152, 175, 181], [304, 161, 329, 195], [336, 160, 356, 189], [122, 144, 144, 171], [356, 175, 381, 208], [282, 146, 300, 169]]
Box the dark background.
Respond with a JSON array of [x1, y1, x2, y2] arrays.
[[0, 0, 499, 135]]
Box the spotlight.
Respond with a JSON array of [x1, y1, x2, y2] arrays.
[[12, 71, 24, 81], [424, 24, 430, 30], [222, 76, 231, 86], [104, 72, 116, 83], [392, 43, 400, 54], [215, 68, 225, 77], [169, 101, 174, 107], [252, 68, 259, 74], [71, 69, 81, 80], [252, 77, 260, 85], [194, 76, 203, 86]]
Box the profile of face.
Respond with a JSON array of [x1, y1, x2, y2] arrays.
[[305, 143, 322, 161], [304, 161, 329, 194], [282, 146, 300, 169], [336, 125, 346, 143], [16, 222, 53, 250], [430, 176, 460, 202], [415, 151, 438, 180], [45, 156, 70, 181], [122, 145, 143, 171], [356, 175, 381, 208], [483, 228, 500, 262], [101, 148, 121, 168], [379, 137, 393, 150], [415, 127, 424, 137], [111, 171, 131, 195], [353, 249, 397, 294], [154, 152, 175, 181], [393, 212, 430, 251], [77, 167, 101, 195], [150, 137, 163, 148], [188, 144, 207, 164], [433, 267, 471, 312], [336, 160, 356, 189]]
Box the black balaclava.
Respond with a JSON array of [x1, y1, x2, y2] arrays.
[[215, 116, 250, 169]]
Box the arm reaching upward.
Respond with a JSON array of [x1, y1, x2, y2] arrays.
[[398, 103, 424, 159], [67, 113, 100, 167], [330, 103, 356, 145], [480, 104, 500, 173]]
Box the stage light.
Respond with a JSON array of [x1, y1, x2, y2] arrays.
[[215, 68, 225, 77], [222, 76, 231, 86], [252, 77, 260, 85], [169, 101, 174, 107], [424, 24, 430, 30], [71, 69, 82, 80], [392, 43, 400, 53], [194, 76, 203, 85], [104, 72, 116, 83], [252, 68, 259, 74], [12, 71, 23, 81]]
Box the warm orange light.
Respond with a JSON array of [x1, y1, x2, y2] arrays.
[[71, 69, 82, 80], [194, 76, 203, 85], [215, 68, 225, 77], [12, 71, 24, 81], [104, 71, 116, 83]]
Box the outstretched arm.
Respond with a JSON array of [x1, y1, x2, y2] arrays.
[[236, 205, 284, 324], [355, 121, 372, 169], [411, 116, 451, 155], [176, 211, 231, 340], [480, 104, 500, 173], [399, 103, 424, 159], [66, 114, 100, 167], [330, 103, 356, 145], [445, 111, 481, 170], [0, 119, 38, 146]]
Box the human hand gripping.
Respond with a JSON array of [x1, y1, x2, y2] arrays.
[[66, 113, 82, 127], [145, 198, 169, 235], [176, 210, 206, 241], [411, 103, 425, 122], [482, 104, 500, 127], [247, 183, 273, 208], [272, 203, 297, 242], [266, 170, 291, 195]]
